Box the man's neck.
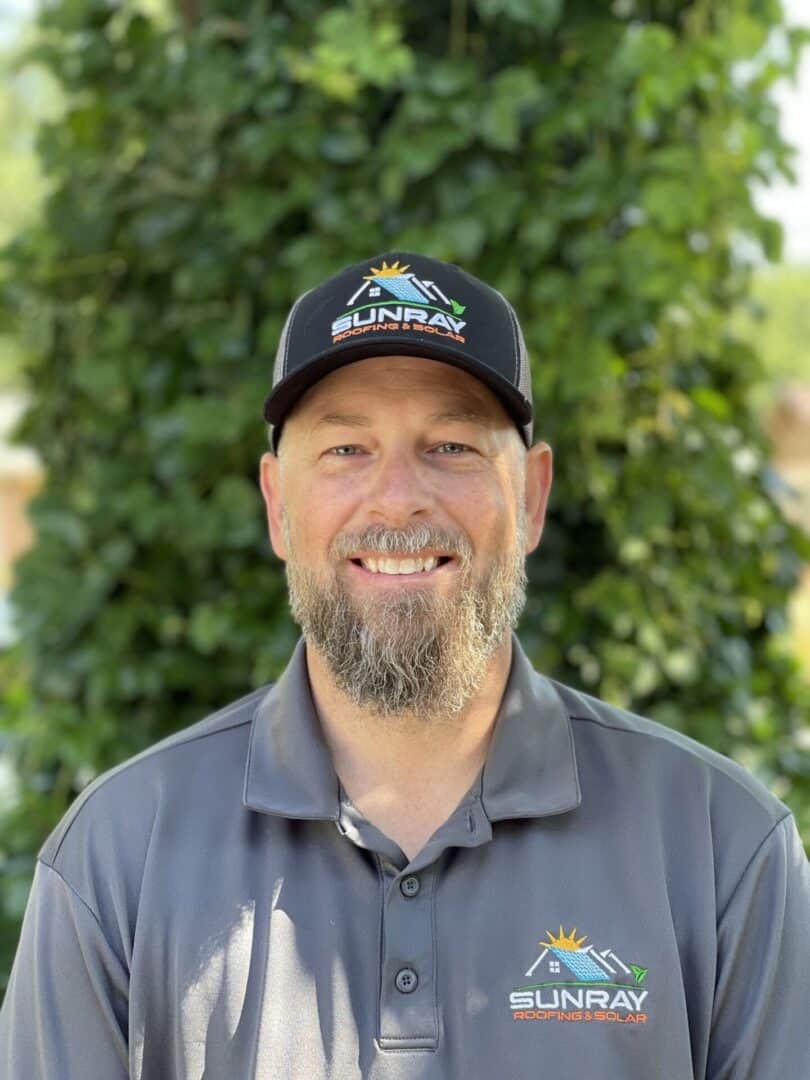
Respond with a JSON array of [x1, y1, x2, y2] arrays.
[[304, 635, 513, 860]]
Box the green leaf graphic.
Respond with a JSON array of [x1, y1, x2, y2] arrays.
[[630, 965, 648, 985]]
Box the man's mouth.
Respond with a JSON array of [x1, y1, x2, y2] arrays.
[[348, 555, 455, 578]]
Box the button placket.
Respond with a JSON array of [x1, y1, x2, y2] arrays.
[[378, 864, 437, 1050]]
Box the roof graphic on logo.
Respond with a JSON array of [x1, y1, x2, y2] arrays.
[[522, 926, 649, 988], [343, 261, 467, 315]]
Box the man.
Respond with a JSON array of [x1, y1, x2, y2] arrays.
[[1, 251, 808, 1078]]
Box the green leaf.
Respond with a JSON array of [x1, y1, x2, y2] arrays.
[[474, 0, 562, 30]]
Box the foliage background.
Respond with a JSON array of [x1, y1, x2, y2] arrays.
[[1, 0, 809, 994]]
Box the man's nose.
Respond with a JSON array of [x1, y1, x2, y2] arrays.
[[365, 446, 435, 524]]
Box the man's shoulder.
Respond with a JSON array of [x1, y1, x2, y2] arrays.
[[39, 682, 273, 870], [548, 676, 791, 827]]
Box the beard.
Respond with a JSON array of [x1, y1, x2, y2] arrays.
[[281, 508, 528, 728]]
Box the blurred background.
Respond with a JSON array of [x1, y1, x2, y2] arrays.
[[0, 0, 808, 997]]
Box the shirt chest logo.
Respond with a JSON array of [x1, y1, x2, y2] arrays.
[[508, 926, 650, 1025]]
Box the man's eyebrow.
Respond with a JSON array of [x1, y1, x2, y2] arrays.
[[429, 407, 494, 427], [312, 407, 494, 430]]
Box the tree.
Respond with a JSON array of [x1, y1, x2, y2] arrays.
[[0, 36, 60, 388], [1, 0, 809, 994]]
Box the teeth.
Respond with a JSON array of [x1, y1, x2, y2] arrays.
[[360, 556, 440, 575]]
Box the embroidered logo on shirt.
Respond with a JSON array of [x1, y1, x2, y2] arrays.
[[330, 260, 468, 345], [508, 926, 650, 1024]]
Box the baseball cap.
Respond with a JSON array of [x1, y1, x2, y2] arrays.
[[262, 251, 534, 454]]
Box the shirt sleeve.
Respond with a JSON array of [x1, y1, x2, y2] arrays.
[[708, 812, 810, 1079], [0, 858, 129, 1078]]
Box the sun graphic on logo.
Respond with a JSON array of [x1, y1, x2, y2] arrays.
[[364, 259, 411, 279], [541, 926, 588, 951]]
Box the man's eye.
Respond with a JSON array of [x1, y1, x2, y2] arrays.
[[326, 443, 471, 457], [435, 442, 470, 454]]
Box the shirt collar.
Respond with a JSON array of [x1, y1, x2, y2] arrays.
[[480, 632, 581, 821], [243, 631, 581, 823], [244, 634, 340, 820]]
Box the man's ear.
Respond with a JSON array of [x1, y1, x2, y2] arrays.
[[259, 451, 288, 561], [523, 441, 553, 555]]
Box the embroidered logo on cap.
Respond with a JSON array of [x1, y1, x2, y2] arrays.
[[508, 926, 650, 1024], [330, 260, 468, 346]]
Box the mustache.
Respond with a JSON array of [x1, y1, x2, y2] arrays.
[[332, 523, 472, 564]]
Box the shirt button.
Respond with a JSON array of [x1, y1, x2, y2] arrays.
[[395, 967, 418, 994], [400, 875, 421, 898]]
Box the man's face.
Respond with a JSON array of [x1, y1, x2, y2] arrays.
[[260, 355, 552, 727]]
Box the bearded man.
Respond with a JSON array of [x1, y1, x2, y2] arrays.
[[1, 252, 808, 1079]]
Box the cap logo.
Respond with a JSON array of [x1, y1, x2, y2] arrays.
[[330, 260, 468, 346]]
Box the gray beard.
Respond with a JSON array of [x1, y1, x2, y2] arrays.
[[281, 512, 528, 728]]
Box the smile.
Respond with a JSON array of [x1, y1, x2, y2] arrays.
[[347, 556, 455, 581]]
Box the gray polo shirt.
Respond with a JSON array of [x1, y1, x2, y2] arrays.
[[1, 631, 808, 1078]]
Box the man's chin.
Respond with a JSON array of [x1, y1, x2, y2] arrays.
[[343, 582, 451, 626], [347, 610, 448, 655]]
